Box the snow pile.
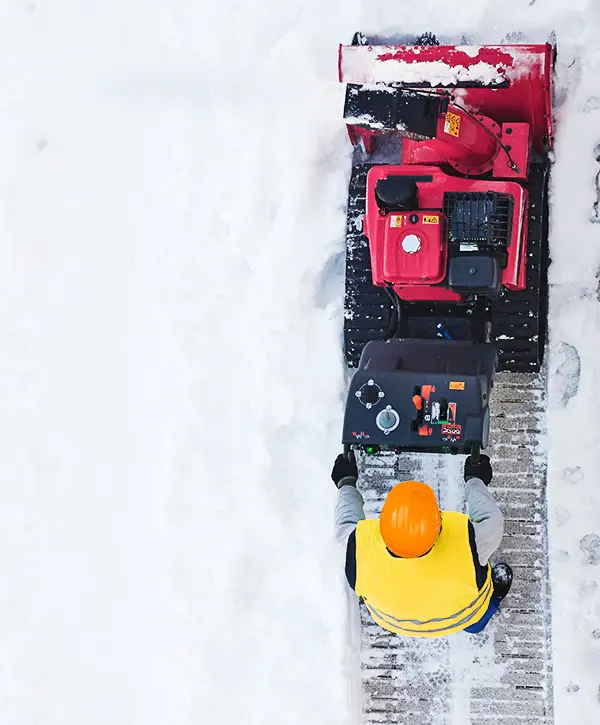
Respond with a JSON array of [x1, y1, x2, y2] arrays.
[[341, 46, 505, 86], [0, 3, 357, 725], [343, 114, 387, 130], [340, 45, 506, 86]]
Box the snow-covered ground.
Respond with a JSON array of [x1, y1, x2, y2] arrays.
[[0, 0, 599, 724], [546, 2, 600, 717]]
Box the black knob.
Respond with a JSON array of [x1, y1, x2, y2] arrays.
[[409, 214, 419, 224], [439, 397, 448, 420], [361, 384, 380, 405]]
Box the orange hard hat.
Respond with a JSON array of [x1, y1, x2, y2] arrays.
[[380, 481, 441, 558]]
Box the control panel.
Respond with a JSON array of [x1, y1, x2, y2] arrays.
[[342, 338, 497, 455]]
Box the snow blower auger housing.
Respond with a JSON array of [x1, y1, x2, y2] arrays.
[[341, 40, 554, 374]]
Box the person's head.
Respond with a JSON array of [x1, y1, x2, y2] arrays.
[[380, 481, 441, 558]]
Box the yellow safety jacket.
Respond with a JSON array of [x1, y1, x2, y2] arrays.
[[354, 511, 493, 637]]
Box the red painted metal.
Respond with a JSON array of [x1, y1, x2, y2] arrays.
[[374, 46, 518, 68], [346, 125, 378, 154], [378, 211, 446, 286], [339, 43, 554, 153], [401, 113, 530, 179], [396, 286, 462, 302], [401, 107, 502, 176], [365, 165, 528, 300], [492, 123, 530, 180]]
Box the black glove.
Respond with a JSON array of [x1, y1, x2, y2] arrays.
[[331, 451, 358, 488], [464, 454, 492, 486]]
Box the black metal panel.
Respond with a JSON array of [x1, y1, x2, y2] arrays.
[[443, 191, 513, 247], [344, 84, 445, 139]]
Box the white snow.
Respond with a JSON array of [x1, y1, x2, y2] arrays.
[[0, 0, 599, 724], [344, 115, 387, 130], [0, 3, 355, 725], [340, 45, 506, 86], [546, 2, 600, 718], [454, 45, 484, 59]]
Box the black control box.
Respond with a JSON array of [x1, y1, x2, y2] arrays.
[[342, 339, 497, 455]]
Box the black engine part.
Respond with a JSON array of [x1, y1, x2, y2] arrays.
[[443, 191, 513, 247], [448, 254, 502, 296], [375, 176, 418, 213]]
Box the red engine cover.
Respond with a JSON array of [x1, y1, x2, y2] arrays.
[[364, 166, 528, 300]]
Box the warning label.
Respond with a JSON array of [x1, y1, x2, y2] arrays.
[[444, 111, 461, 138], [441, 424, 462, 441], [390, 215, 403, 228], [423, 215, 440, 225], [449, 381, 465, 391]]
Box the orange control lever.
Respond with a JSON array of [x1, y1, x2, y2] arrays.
[[412, 395, 423, 411], [421, 385, 433, 401]]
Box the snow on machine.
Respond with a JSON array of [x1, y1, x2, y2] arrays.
[[340, 36, 555, 459]]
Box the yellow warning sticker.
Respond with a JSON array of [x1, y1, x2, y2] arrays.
[[390, 215, 403, 228], [444, 111, 461, 138], [423, 215, 440, 225], [449, 381, 465, 391]]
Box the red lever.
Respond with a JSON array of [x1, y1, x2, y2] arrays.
[[412, 394, 423, 411]]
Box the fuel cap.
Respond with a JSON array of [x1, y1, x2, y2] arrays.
[[401, 234, 422, 254]]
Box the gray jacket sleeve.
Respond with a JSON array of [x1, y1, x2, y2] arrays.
[[334, 483, 365, 543], [465, 477, 504, 565]]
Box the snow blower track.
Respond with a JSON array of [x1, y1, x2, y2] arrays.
[[357, 372, 553, 724]]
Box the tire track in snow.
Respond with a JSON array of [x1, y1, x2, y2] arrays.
[[357, 373, 553, 724]]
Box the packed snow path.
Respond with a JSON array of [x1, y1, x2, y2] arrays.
[[357, 372, 553, 724]]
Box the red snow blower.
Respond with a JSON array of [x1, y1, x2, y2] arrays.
[[340, 34, 554, 456]]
